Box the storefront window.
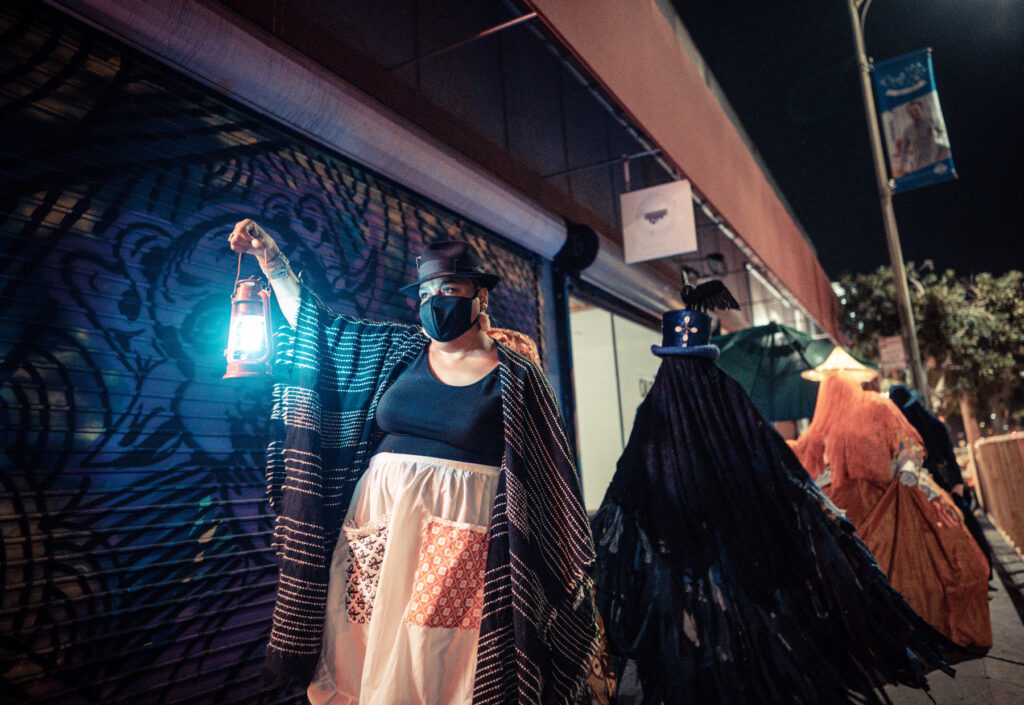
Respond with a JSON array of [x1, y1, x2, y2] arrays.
[[568, 297, 661, 513]]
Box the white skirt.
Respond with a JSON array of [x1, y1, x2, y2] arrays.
[[307, 452, 500, 705]]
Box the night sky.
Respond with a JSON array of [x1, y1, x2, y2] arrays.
[[671, 0, 1023, 279]]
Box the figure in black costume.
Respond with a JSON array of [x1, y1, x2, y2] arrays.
[[888, 384, 993, 575], [590, 281, 952, 705]]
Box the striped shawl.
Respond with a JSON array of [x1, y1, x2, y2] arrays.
[[264, 285, 599, 704]]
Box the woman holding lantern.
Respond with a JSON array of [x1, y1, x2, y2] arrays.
[[228, 220, 599, 705]]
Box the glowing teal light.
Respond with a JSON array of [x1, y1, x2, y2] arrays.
[[228, 314, 267, 360]]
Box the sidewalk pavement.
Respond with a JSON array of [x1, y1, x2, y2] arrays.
[[884, 514, 1024, 705]]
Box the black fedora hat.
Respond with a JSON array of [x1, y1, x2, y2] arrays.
[[400, 240, 501, 296]]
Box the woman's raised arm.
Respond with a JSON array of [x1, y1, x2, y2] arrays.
[[228, 219, 300, 327]]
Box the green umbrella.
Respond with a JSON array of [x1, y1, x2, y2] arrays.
[[712, 322, 836, 421]]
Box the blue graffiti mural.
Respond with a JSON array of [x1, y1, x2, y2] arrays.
[[0, 2, 541, 703]]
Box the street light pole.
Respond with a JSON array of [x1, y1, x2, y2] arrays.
[[846, 0, 931, 406]]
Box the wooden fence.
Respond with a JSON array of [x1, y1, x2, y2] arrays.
[[975, 433, 1024, 556]]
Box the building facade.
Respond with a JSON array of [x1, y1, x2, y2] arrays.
[[1, 1, 840, 702]]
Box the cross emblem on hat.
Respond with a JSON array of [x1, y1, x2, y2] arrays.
[[675, 315, 699, 346]]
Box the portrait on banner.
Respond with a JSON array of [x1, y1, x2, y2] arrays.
[[884, 93, 951, 178], [873, 48, 957, 193]]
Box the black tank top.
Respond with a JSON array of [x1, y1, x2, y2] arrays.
[[375, 348, 504, 465]]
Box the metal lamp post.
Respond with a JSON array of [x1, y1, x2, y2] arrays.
[[846, 0, 931, 407]]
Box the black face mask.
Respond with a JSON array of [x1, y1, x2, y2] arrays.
[[419, 293, 479, 342]]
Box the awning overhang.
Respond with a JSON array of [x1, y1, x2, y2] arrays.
[[523, 0, 842, 339]]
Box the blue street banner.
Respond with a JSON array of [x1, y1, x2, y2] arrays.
[[872, 48, 957, 193]]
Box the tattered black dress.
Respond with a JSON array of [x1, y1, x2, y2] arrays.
[[591, 353, 952, 705]]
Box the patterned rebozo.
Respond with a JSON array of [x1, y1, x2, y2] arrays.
[[263, 284, 599, 704]]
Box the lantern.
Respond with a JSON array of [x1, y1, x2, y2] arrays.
[[224, 259, 273, 379]]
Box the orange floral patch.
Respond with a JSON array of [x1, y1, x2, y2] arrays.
[[404, 520, 488, 630]]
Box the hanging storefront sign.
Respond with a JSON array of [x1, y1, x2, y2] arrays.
[[873, 48, 957, 193], [621, 179, 697, 264]]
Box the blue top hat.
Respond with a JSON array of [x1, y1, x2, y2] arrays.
[[651, 309, 720, 359]]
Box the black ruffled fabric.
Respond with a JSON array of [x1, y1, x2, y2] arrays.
[[591, 356, 952, 705]]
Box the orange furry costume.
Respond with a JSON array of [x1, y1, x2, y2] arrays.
[[789, 375, 990, 648]]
